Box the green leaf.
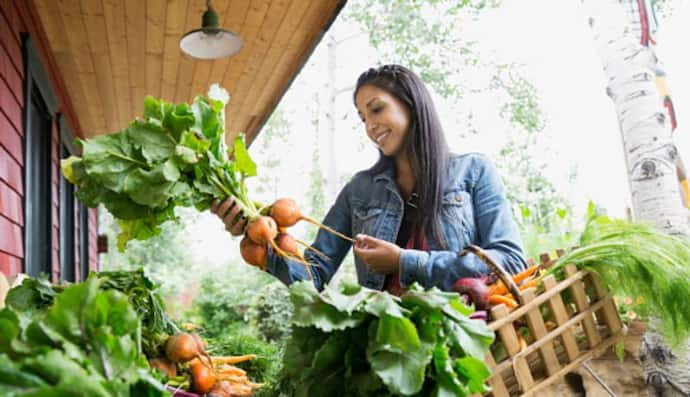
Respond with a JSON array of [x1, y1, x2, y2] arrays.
[[233, 134, 257, 177], [290, 282, 365, 332], [432, 343, 466, 396], [443, 317, 494, 359], [365, 292, 405, 318], [191, 97, 222, 140], [367, 319, 430, 396], [0, 355, 48, 388], [373, 315, 421, 352], [80, 132, 143, 193], [163, 103, 195, 141], [455, 356, 491, 394], [60, 157, 85, 185], [123, 160, 180, 208], [175, 145, 198, 164], [320, 281, 373, 314], [127, 121, 176, 163]]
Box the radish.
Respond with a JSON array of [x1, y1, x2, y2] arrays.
[[270, 198, 354, 242]]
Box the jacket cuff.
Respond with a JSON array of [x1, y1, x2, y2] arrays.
[[399, 249, 429, 288]]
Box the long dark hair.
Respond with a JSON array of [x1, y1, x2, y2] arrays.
[[354, 65, 450, 247]]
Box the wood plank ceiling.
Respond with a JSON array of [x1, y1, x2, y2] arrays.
[[33, 0, 346, 143]]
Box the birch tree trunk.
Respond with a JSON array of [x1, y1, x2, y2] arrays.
[[582, 1, 690, 395]]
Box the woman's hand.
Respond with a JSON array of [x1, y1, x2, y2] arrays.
[[210, 198, 248, 236], [353, 234, 401, 275]]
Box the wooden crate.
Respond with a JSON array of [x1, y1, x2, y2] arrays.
[[471, 248, 625, 396]]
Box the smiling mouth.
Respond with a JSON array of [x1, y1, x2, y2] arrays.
[[375, 130, 390, 144]]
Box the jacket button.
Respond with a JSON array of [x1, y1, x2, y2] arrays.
[[455, 194, 463, 202]]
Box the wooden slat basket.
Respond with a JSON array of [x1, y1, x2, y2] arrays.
[[466, 246, 626, 396]]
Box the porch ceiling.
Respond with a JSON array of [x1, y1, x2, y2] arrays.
[[33, 0, 345, 143]]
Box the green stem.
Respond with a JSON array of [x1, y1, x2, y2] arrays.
[[106, 150, 148, 167]]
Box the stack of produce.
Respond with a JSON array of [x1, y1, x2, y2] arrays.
[[0, 271, 263, 397]]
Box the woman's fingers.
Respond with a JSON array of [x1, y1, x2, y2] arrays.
[[214, 198, 235, 218], [223, 204, 247, 236]]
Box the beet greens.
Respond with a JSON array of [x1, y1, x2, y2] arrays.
[[61, 87, 261, 251]]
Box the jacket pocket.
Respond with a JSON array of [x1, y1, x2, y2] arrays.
[[441, 190, 474, 246], [353, 207, 383, 236]]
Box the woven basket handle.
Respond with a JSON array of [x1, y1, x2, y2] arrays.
[[461, 245, 521, 302]]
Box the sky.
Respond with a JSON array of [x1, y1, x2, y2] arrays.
[[180, 0, 690, 267]]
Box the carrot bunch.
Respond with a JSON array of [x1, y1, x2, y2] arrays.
[[239, 197, 354, 277], [486, 264, 542, 310], [150, 332, 262, 396]]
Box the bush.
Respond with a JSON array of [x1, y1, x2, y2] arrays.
[[247, 281, 294, 342]]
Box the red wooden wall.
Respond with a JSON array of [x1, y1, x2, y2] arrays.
[[0, 0, 98, 280]]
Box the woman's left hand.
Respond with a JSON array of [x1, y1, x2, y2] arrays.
[[353, 234, 401, 275]]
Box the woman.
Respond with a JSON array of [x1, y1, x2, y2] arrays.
[[212, 64, 527, 293]]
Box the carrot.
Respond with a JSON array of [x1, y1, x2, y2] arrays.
[[211, 354, 257, 365], [270, 198, 354, 242], [488, 294, 517, 309], [487, 265, 540, 295], [513, 265, 539, 284], [518, 276, 542, 291], [517, 334, 528, 351], [216, 365, 246, 376]]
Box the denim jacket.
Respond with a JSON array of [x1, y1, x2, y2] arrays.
[[265, 153, 528, 291]]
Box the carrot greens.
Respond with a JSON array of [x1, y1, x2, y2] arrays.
[[547, 210, 690, 347]]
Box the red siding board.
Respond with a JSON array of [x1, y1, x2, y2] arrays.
[[0, 0, 102, 277], [0, 0, 23, 40], [0, 11, 23, 77], [0, 146, 22, 195], [0, 78, 22, 132], [0, 214, 22, 257], [0, 252, 22, 276], [0, 45, 22, 108], [0, 180, 22, 225], [0, 111, 22, 165]]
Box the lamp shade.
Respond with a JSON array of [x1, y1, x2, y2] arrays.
[[179, 3, 243, 60]]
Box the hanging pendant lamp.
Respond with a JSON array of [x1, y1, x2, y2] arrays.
[[179, 0, 243, 60]]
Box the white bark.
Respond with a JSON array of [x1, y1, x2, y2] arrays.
[[583, 0, 688, 235], [583, 2, 690, 395]]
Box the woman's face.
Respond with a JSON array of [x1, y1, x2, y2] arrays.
[[355, 84, 411, 157]]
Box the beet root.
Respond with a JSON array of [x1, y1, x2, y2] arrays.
[[452, 277, 490, 310]]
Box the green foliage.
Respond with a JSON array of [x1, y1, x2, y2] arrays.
[[183, 272, 285, 394], [549, 212, 690, 347], [247, 282, 294, 342], [0, 275, 165, 396], [346, 0, 499, 99], [275, 281, 494, 396], [61, 89, 261, 251], [98, 206, 197, 300], [208, 325, 284, 395]]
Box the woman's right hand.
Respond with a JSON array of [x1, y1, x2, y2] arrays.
[[210, 198, 248, 236]]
